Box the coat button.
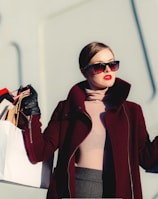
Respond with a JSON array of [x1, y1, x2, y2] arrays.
[[64, 113, 68, 117], [78, 106, 82, 110]]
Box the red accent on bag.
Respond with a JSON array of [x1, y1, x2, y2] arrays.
[[0, 88, 9, 96]]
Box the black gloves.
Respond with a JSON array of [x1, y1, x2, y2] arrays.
[[18, 85, 41, 116]]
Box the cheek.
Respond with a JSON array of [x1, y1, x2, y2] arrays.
[[111, 72, 116, 81], [88, 75, 104, 87]]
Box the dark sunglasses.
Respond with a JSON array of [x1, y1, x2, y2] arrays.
[[83, 60, 120, 74]]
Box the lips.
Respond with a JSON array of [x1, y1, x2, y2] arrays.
[[104, 75, 112, 80]]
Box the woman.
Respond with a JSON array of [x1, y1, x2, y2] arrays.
[[19, 42, 158, 199]]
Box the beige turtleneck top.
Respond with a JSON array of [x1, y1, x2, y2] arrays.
[[76, 88, 107, 170]]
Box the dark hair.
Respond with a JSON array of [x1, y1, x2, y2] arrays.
[[79, 41, 114, 69]]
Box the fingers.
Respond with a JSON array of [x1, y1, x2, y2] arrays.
[[27, 85, 37, 97], [18, 85, 37, 98]]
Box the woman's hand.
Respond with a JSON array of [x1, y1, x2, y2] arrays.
[[18, 85, 41, 116]]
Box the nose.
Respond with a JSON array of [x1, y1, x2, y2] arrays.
[[104, 65, 111, 72]]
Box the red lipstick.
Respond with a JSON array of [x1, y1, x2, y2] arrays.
[[104, 75, 112, 80]]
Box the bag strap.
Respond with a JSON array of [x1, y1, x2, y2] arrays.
[[1, 92, 30, 126]]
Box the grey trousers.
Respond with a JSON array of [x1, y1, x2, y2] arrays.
[[75, 167, 103, 198]]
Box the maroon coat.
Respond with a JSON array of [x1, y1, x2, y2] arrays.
[[23, 78, 158, 199]]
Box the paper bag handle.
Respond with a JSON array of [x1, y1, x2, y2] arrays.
[[1, 92, 30, 126]]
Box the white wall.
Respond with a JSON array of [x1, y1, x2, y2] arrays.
[[0, 0, 158, 198]]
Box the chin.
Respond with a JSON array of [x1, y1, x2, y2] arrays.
[[107, 79, 115, 87]]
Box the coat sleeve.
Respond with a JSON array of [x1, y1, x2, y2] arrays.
[[22, 101, 65, 163], [136, 104, 158, 170]]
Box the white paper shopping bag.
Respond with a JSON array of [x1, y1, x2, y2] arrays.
[[0, 120, 50, 188]]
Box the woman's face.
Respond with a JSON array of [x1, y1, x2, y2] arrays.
[[85, 48, 116, 90]]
